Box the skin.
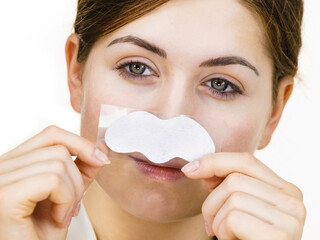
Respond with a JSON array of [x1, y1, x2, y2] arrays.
[[0, 0, 306, 239]]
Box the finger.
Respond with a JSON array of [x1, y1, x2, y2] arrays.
[[0, 146, 84, 203], [74, 138, 111, 189], [216, 210, 289, 240], [0, 155, 78, 225], [0, 125, 110, 167], [0, 147, 50, 174], [212, 192, 303, 239], [202, 173, 306, 234], [0, 125, 110, 191], [0, 173, 76, 228], [182, 152, 303, 200], [0, 159, 77, 219]]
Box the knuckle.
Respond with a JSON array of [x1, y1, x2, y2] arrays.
[[240, 152, 257, 165], [47, 173, 63, 188], [299, 202, 307, 222], [283, 181, 304, 201], [283, 195, 306, 221], [225, 210, 241, 230], [43, 125, 60, 134], [290, 184, 304, 201], [225, 172, 243, 189], [50, 160, 67, 174], [227, 192, 244, 209], [53, 145, 70, 159], [63, 190, 75, 205], [46, 170, 77, 202], [83, 139, 94, 150], [287, 214, 302, 231], [42, 125, 62, 139], [293, 201, 307, 222]]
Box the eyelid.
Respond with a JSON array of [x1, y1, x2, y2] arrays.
[[200, 79, 242, 100], [204, 74, 244, 92], [114, 57, 160, 76]]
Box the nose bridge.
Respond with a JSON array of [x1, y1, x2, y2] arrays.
[[151, 76, 194, 119]]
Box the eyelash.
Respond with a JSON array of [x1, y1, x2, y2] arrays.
[[205, 78, 243, 99], [114, 61, 243, 99], [115, 60, 156, 81]]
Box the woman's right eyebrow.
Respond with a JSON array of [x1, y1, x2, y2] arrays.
[[107, 35, 259, 76], [107, 35, 167, 58]]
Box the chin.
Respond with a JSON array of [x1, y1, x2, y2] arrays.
[[95, 161, 210, 222], [120, 187, 204, 222]]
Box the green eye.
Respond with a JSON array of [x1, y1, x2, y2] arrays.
[[129, 63, 146, 74], [211, 78, 228, 91]]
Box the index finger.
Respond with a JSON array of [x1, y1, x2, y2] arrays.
[[0, 125, 110, 167], [182, 152, 301, 199]]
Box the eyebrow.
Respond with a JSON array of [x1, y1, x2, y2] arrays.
[[107, 35, 259, 76], [199, 56, 259, 76], [108, 35, 167, 58]]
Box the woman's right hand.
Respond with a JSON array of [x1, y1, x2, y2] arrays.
[[0, 125, 110, 240]]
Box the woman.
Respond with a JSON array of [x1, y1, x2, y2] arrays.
[[0, 0, 306, 239]]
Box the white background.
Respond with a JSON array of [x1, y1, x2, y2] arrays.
[[0, 0, 319, 239]]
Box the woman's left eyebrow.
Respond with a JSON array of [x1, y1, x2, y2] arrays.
[[107, 35, 259, 76]]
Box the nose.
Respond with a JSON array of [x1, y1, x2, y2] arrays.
[[148, 77, 195, 119]]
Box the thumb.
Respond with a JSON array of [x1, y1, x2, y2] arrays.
[[74, 140, 111, 189]]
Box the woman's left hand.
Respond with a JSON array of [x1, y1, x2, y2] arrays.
[[181, 152, 306, 240]]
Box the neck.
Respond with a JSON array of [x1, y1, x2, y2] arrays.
[[83, 181, 212, 240]]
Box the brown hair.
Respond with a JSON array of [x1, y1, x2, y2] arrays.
[[74, 0, 303, 102], [241, 0, 304, 100]]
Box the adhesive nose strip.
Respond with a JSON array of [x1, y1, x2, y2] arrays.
[[104, 111, 215, 163]]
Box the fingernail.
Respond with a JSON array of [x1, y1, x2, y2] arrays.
[[94, 148, 111, 164], [205, 221, 211, 236], [73, 201, 81, 217], [181, 160, 199, 173]]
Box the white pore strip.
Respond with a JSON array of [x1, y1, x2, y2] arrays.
[[104, 111, 215, 163]]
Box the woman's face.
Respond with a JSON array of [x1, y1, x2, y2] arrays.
[[72, 0, 275, 222]]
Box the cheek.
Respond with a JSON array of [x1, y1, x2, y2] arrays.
[[79, 68, 132, 141], [220, 115, 268, 153], [223, 126, 258, 152], [198, 106, 269, 153]]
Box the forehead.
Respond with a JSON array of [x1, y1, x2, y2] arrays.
[[103, 0, 271, 71]]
